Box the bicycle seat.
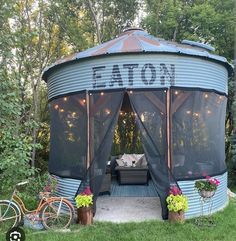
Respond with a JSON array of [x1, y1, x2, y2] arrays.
[[16, 181, 29, 187]]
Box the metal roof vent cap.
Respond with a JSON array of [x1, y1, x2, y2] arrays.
[[122, 27, 145, 33], [181, 39, 215, 52]]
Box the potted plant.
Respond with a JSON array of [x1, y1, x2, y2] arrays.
[[75, 187, 93, 225], [195, 176, 220, 198], [166, 185, 188, 223]]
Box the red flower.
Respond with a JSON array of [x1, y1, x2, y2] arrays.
[[44, 185, 51, 192], [169, 185, 182, 196], [80, 187, 93, 196]]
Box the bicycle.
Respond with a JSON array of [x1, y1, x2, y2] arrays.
[[0, 181, 75, 233]]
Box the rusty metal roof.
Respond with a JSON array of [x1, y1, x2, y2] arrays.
[[42, 28, 233, 81]]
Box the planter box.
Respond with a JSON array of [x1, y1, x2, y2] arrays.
[[168, 211, 185, 223], [77, 207, 93, 225], [200, 190, 215, 198]]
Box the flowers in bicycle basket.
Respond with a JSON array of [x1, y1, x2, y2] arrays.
[[75, 187, 93, 208], [195, 176, 220, 192], [40, 176, 58, 198], [166, 185, 188, 213]]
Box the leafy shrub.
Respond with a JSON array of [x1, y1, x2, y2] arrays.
[[166, 185, 188, 212], [195, 176, 220, 192], [166, 194, 188, 212], [17, 173, 56, 210], [75, 187, 93, 208]]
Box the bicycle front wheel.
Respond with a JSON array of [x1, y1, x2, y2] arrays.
[[40, 199, 74, 229], [0, 200, 21, 233]]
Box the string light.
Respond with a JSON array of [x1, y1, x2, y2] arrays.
[[105, 109, 111, 115], [129, 90, 133, 94], [60, 109, 64, 113], [164, 90, 167, 93], [120, 111, 123, 116], [72, 112, 76, 117], [207, 110, 212, 114], [63, 97, 68, 101], [83, 99, 86, 104], [204, 94, 208, 98], [101, 92, 104, 96], [174, 91, 179, 95], [219, 96, 223, 100], [193, 112, 199, 117], [186, 110, 191, 114], [54, 104, 59, 110]]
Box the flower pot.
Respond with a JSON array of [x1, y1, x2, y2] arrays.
[[168, 210, 185, 223], [200, 190, 215, 198], [77, 206, 93, 225]]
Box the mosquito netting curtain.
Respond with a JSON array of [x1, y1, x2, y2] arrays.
[[77, 91, 124, 203], [128, 89, 177, 219], [49, 92, 87, 179], [171, 88, 227, 180]]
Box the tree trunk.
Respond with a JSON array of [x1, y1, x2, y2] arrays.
[[88, 0, 101, 44]]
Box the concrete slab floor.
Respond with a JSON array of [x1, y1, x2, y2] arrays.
[[94, 196, 162, 223]]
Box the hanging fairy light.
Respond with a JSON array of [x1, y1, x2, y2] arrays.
[[141, 113, 145, 122], [59, 109, 64, 113], [101, 92, 104, 96], [54, 104, 59, 110], [129, 90, 133, 94], [120, 111, 123, 116], [72, 112, 76, 117], [186, 110, 191, 114], [63, 97, 68, 101], [174, 91, 179, 95], [204, 94, 209, 99], [207, 110, 212, 114], [83, 99, 86, 104], [193, 112, 199, 117], [105, 108, 111, 115]]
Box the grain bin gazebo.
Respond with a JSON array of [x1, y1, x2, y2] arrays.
[[42, 28, 233, 220]]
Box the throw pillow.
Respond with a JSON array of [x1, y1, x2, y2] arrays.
[[121, 154, 135, 167], [116, 159, 125, 167]]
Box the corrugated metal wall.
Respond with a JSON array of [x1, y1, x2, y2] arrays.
[[54, 176, 81, 207], [47, 54, 228, 100], [54, 172, 228, 219], [178, 172, 228, 218]]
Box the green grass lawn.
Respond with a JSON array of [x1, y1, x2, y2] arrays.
[[1, 199, 236, 241]]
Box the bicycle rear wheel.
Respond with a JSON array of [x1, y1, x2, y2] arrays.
[[40, 199, 74, 229], [0, 200, 21, 233]]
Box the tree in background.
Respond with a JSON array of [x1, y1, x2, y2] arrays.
[[142, 0, 234, 59]]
